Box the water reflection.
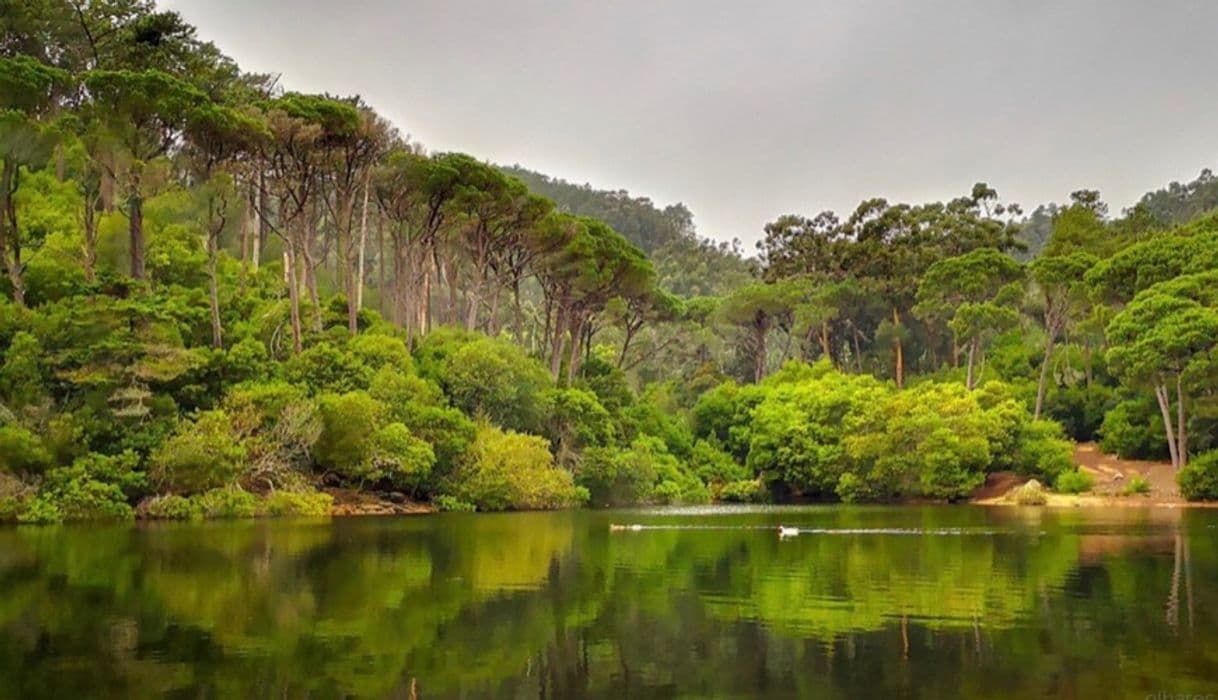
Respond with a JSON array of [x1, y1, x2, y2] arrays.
[[0, 506, 1216, 698]]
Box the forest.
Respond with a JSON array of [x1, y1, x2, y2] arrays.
[[1, 0, 1217, 523]]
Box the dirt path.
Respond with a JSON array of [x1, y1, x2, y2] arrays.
[[973, 442, 1191, 507], [1072, 442, 1179, 499]]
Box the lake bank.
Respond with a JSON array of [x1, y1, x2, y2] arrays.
[[971, 441, 1208, 508]]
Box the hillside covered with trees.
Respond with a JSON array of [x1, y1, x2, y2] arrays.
[[1, 1, 1217, 524]]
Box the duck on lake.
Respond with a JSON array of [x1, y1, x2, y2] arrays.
[[778, 526, 800, 538]]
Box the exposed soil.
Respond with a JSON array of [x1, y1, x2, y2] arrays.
[[324, 488, 433, 516], [972, 442, 1205, 507]]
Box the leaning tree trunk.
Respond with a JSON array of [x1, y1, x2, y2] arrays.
[[1153, 382, 1181, 470], [1177, 376, 1188, 468]]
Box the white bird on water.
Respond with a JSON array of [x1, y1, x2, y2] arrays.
[[778, 526, 800, 538]]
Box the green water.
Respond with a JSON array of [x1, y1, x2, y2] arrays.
[[1, 506, 1216, 699]]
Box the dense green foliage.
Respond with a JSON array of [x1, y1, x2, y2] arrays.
[[1178, 451, 1218, 501], [2, 0, 1217, 523]]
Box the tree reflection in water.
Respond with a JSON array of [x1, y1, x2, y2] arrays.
[[0, 506, 1214, 699]]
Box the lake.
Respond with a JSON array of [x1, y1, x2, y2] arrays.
[[0, 505, 1215, 698]]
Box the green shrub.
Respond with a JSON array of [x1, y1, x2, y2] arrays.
[[1053, 469, 1095, 494], [223, 380, 311, 429], [17, 497, 62, 524], [690, 439, 748, 486], [395, 403, 475, 480], [0, 425, 52, 476], [625, 386, 694, 458], [370, 423, 435, 492], [1099, 398, 1167, 460], [835, 472, 866, 503], [1178, 451, 1218, 501], [718, 479, 766, 503], [653, 480, 685, 504], [36, 466, 135, 521], [1123, 475, 1151, 496], [348, 333, 413, 374], [196, 486, 258, 518], [583, 436, 709, 506], [433, 495, 475, 512], [440, 337, 552, 434], [314, 391, 385, 476], [263, 489, 333, 517], [542, 387, 614, 466], [751, 374, 887, 496], [449, 424, 582, 511], [285, 341, 371, 394], [1012, 419, 1075, 481], [691, 380, 766, 461], [845, 381, 989, 501], [142, 494, 203, 520], [70, 451, 147, 500], [224, 336, 271, 382], [1010, 479, 1047, 506], [150, 410, 245, 494], [576, 446, 655, 507]]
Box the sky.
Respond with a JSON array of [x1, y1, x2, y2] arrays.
[[163, 0, 1218, 247]]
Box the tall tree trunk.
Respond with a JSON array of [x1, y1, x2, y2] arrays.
[[487, 284, 502, 336], [81, 193, 98, 284], [550, 304, 567, 381], [1034, 334, 1056, 419], [851, 324, 863, 374], [377, 217, 386, 318], [391, 238, 406, 328], [892, 307, 904, 389], [237, 195, 249, 295], [251, 174, 265, 272], [350, 175, 370, 334], [1153, 383, 1180, 470], [300, 224, 323, 333], [512, 279, 525, 345], [420, 258, 432, 334], [464, 285, 480, 332], [206, 200, 224, 349], [1, 161, 25, 306], [819, 322, 833, 366], [285, 236, 303, 355], [753, 319, 767, 383], [965, 338, 978, 390], [1177, 376, 1188, 468], [129, 193, 146, 280], [566, 314, 585, 384]]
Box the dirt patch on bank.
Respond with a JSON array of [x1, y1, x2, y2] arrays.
[[972, 443, 1204, 507], [324, 488, 433, 516]]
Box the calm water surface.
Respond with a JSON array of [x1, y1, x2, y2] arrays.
[[1, 505, 1216, 699]]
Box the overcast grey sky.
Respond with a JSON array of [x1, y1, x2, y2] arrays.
[[163, 0, 1218, 246]]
